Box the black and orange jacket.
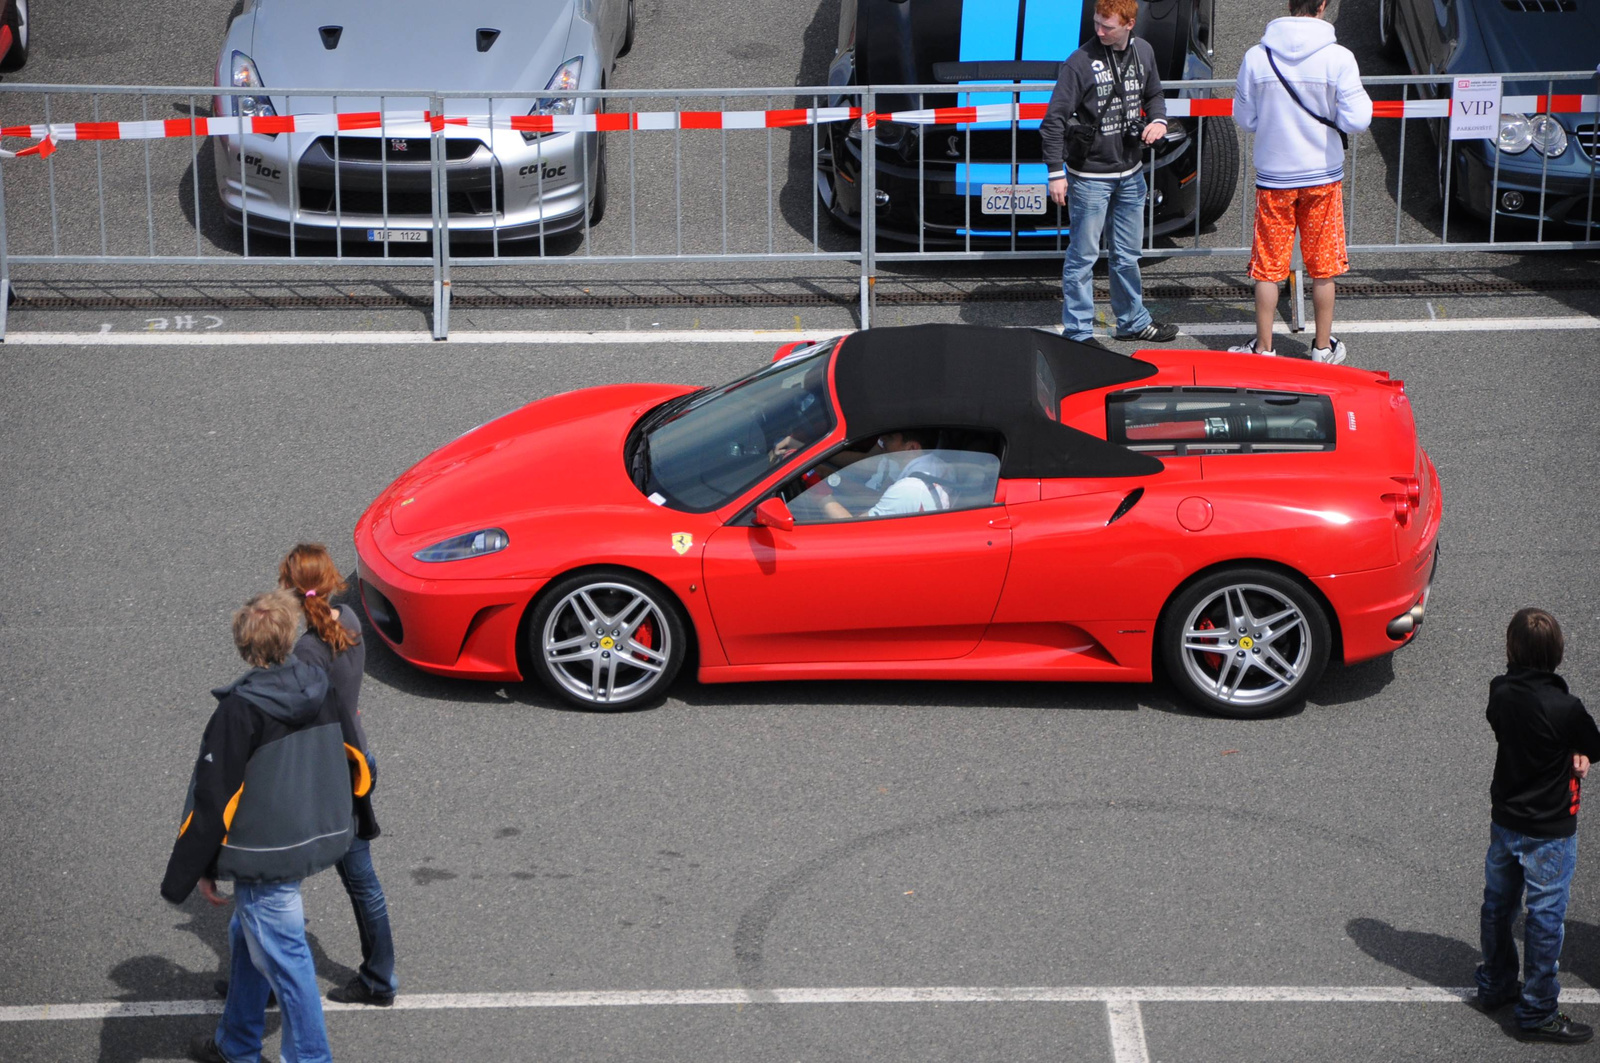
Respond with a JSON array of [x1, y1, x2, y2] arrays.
[[161, 658, 369, 903], [292, 609, 380, 841], [1488, 668, 1600, 840]]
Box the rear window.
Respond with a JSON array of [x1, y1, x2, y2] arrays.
[[1107, 387, 1335, 454]]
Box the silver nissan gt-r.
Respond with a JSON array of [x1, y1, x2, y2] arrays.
[[213, 0, 635, 245]]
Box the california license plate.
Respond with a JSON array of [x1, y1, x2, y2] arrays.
[[980, 184, 1047, 215], [366, 228, 429, 242]]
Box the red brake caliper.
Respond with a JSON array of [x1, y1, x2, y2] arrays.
[[1197, 617, 1223, 671], [632, 618, 655, 661]]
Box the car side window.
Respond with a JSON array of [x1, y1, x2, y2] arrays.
[[777, 430, 1004, 525]]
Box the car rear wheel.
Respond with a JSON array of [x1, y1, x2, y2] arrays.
[[529, 570, 686, 711], [619, 0, 636, 57], [1159, 568, 1330, 718], [0, 0, 30, 73]]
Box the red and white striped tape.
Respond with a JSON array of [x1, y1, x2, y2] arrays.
[[3, 95, 1596, 156]]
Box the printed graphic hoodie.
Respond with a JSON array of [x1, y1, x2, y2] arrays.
[[161, 658, 356, 902], [1488, 668, 1600, 839], [1233, 17, 1372, 189]]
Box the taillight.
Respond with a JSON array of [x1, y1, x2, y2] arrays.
[[1392, 475, 1421, 509], [1382, 493, 1413, 526]]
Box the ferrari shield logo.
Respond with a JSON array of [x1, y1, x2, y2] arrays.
[[671, 532, 693, 555]]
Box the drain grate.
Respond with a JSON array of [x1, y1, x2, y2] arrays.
[[11, 274, 1598, 312]]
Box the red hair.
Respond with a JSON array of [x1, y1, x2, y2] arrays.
[[278, 543, 359, 655], [1096, 0, 1140, 25]]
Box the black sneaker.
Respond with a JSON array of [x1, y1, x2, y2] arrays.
[[1517, 1012, 1595, 1044], [189, 1034, 276, 1063], [213, 978, 275, 1008], [327, 976, 396, 1007], [1115, 321, 1180, 342]]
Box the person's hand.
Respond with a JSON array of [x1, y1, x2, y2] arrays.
[[1575, 753, 1591, 780], [769, 435, 804, 463], [197, 877, 231, 907], [1048, 176, 1068, 207], [1141, 121, 1167, 146]]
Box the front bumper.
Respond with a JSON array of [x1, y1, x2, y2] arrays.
[[821, 131, 1206, 246], [354, 516, 546, 681], [1451, 143, 1600, 231], [214, 128, 598, 244]]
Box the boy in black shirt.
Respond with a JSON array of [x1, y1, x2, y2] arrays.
[[1477, 608, 1600, 1043]]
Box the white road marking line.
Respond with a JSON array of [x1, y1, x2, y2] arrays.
[[4, 985, 1596, 1023], [0, 315, 1597, 346], [1105, 999, 1151, 1063]]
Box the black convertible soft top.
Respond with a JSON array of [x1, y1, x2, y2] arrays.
[[832, 324, 1164, 479]]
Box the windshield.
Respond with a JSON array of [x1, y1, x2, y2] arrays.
[[633, 341, 838, 511]]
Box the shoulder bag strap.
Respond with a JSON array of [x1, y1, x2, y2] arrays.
[[1262, 45, 1349, 151]]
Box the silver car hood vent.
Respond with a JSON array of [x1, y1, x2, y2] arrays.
[[477, 28, 500, 52], [319, 26, 342, 49]]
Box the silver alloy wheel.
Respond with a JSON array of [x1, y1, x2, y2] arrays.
[[540, 580, 672, 706], [1178, 582, 1312, 709], [1377, 0, 1390, 47], [12, 0, 25, 49]]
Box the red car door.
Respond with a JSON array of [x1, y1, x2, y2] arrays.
[[701, 508, 1013, 665]]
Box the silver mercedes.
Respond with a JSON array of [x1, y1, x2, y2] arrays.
[[212, 0, 635, 245]]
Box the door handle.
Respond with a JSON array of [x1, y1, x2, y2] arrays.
[[988, 515, 1014, 529]]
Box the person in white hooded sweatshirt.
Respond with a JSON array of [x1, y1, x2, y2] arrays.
[[1229, 0, 1372, 363]]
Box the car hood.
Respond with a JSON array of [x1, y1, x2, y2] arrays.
[[384, 383, 692, 542], [246, 0, 575, 107], [1462, 1, 1600, 84]]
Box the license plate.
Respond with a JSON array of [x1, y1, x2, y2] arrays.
[[366, 228, 429, 242], [980, 184, 1047, 216]]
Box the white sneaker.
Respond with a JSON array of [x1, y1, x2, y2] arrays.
[[1310, 336, 1348, 365], [1227, 338, 1277, 356]]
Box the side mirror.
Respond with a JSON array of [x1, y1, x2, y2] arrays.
[[753, 497, 796, 532]]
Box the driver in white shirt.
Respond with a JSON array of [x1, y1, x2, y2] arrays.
[[823, 430, 953, 519]]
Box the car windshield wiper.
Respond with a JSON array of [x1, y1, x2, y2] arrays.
[[629, 431, 653, 492], [637, 388, 704, 436]]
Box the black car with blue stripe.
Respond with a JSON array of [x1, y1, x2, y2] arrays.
[[818, 0, 1236, 246], [1379, 0, 1600, 233]]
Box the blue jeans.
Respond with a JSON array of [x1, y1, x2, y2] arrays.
[[1476, 823, 1578, 1028], [216, 880, 331, 1063], [335, 837, 398, 996], [1062, 170, 1152, 341]]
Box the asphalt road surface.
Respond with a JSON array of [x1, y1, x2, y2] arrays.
[[3, 1, 1600, 1062]]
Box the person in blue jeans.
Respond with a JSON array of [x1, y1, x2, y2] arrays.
[[1038, 0, 1180, 347], [1476, 608, 1600, 1044], [163, 590, 357, 1063], [281, 543, 398, 1007]]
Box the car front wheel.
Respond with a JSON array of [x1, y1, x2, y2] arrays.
[[529, 570, 686, 711], [0, 0, 30, 73], [1159, 568, 1331, 718]]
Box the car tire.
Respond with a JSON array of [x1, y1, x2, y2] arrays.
[[1158, 567, 1331, 719], [527, 569, 687, 711], [619, 0, 636, 57], [588, 137, 608, 226], [0, 0, 30, 73], [1377, 0, 1400, 58], [1196, 116, 1239, 230]]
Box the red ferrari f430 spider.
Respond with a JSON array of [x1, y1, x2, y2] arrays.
[[355, 325, 1440, 718]]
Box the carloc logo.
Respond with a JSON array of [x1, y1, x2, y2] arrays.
[[1458, 79, 1472, 90], [519, 162, 568, 180]]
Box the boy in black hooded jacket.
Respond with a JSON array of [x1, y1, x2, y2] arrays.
[[1476, 608, 1600, 1044], [163, 590, 354, 1063]]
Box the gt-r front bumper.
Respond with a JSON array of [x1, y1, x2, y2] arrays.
[[215, 128, 600, 244], [354, 515, 545, 681]]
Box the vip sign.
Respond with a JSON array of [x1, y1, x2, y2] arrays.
[[1450, 76, 1502, 141]]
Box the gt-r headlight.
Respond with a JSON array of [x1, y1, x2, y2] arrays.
[[1528, 114, 1568, 158], [413, 528, 510, 563], [1497, 113, 1533, 154], [226, 50, 278, 120], [522, 56, 584, 143]]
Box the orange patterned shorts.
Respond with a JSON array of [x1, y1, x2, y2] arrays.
[[1247, 181, 1349, 282]]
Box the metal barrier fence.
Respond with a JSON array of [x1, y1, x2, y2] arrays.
[[0, 72, 1596, 339]]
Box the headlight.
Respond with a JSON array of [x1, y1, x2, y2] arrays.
[[412, 528, 510, 563], [522, 56, 584, 142], [227, 51, 278, 120], [1497, 113, 1532, 154], [1529, 114, 1568, 157]]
